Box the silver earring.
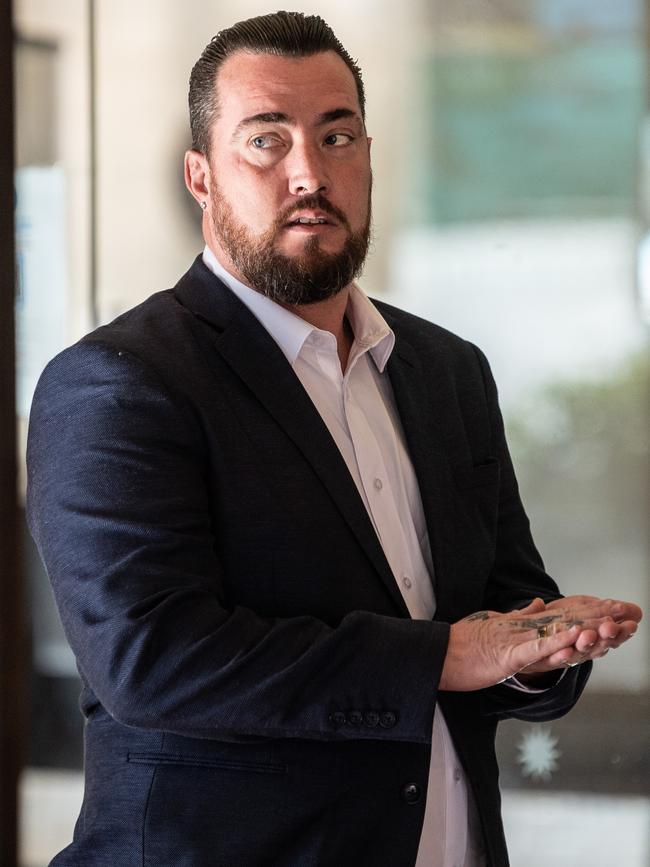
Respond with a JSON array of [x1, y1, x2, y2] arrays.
[[200, 201, 207, 210]]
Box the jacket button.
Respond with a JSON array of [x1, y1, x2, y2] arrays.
[[329, 711, 346, 727], [364, 710, 380, 727], [401, 783, 422, 805], [347, 709, 364, 726], [379, 710, 397, 728]]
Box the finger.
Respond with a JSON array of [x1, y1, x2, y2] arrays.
[[573, 628, 618, 657], [512, 615, 611, 643], [568, 601, 627, 622], [598, 620, 626, 641], [517, 601, 619, 627], [565, 599, 642, 624], [610, 601, 643, 623], [534, 646, 592, 670], [537, 645, 578, 669], [546, 596, 616, 619], [538, 621, 639, 667], [574, 630, 598, 653], [616, 620, 639, 638], [614, 621, 639, 643], [602, 622, 620, 641], [509, 624, 581, 672], [571, 599, 643, 624], [546, 597, 643, 624], [569, 623, 638, 660], [595, 620, 638, 649]]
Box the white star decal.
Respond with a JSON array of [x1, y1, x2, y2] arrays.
[[516, 728, 561, 781]]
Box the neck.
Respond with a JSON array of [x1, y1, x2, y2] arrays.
[[203, 242, 355, 371], [282, 288, 353, 371]]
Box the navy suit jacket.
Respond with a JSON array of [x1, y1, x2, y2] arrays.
[[27, 256, 590, 866]]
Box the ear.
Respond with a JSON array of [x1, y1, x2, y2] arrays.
[[184, 149, 210, 207], [366, 135, 372, 155]]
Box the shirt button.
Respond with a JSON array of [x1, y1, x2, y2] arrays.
[[328, 711, 346, 727], [401, 783, 422, 805], [403, 576, 412, 589], [374, 477, 383, 491], [453, 767, 462, 782]]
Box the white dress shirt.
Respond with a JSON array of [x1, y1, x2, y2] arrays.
[[203, 246, 487, 866]]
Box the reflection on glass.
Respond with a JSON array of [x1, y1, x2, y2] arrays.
[[397, 3, 649, 863]]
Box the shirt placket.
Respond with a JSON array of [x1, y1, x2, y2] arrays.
[[342, 360, 423, 617]]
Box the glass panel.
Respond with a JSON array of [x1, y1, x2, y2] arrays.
[[396, 2, 650, 863], [14, 2, 91, 864]]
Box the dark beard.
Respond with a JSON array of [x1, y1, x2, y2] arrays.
[[210, 189, 371, 305]]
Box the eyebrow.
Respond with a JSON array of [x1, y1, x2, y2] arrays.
[[315, 108, 360, 126], [231, 107, 362, 141]]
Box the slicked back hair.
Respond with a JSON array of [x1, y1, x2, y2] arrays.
[[188, 10, 365, 155]]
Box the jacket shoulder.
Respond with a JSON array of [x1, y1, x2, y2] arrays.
[[84, 288, 195, 357], [29, 293, 212, 451], [40, 280, 207, 390]]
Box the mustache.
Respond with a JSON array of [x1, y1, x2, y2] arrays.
[[275, 194, 351, 231]]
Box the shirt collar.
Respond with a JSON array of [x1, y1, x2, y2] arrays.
[[202, 245, 395, 372]]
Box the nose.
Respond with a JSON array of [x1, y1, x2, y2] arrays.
[[287, 139, 329, 196]]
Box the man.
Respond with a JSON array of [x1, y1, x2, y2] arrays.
[[27, 11, 641, 867]]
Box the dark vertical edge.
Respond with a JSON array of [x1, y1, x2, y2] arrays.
[[88, 0, 98, 326], [0, 1, 24, 865]]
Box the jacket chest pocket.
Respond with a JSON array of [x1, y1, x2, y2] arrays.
[[453, 457, 500, 493]]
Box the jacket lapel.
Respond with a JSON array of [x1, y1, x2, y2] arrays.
[[173, 258, 410, 616], [385, 330, 453, 618]]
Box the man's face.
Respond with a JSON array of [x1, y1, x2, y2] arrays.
[[202, 50, 372, 304]]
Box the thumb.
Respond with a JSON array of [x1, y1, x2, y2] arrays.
[[516, 597, 546, 615]]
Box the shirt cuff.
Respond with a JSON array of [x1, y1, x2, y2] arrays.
[[503, 667, 568, 694]]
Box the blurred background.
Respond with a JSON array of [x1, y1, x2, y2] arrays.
[[2, 0, 649, 864]]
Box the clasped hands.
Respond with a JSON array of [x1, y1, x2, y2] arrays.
[[439, 595, 643, 692]]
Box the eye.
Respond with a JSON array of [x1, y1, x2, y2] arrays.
[[324, 133, 353, 147], [250, 134, 282, 150]]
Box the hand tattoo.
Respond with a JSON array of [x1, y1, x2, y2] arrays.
[[463, 610, 585, 636], [504, 614, 584, 634]]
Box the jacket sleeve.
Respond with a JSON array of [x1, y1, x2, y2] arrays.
[[469, 343, 591, 720], [27, 340, 449, 744]]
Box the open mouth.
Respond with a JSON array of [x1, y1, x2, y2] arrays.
[[283, 208, 340, 229], [287, 217, 331, 226]]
